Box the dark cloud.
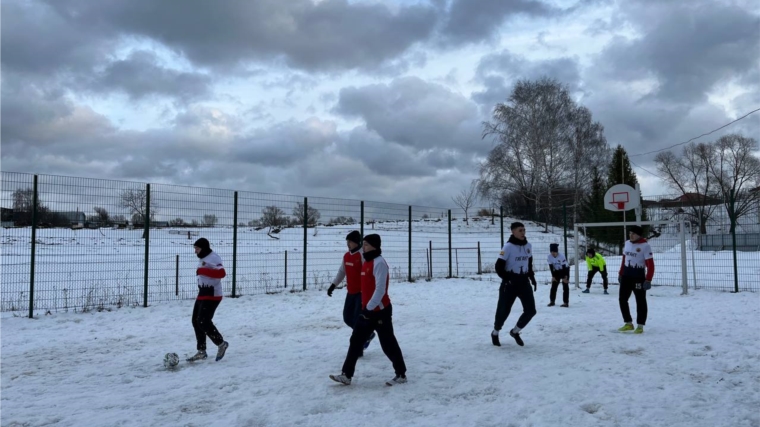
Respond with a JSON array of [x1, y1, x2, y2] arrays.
[[334, 76, 485, 154], [85, 51, 214, 101], [28, 0, 438, 72], [471, 50, 582, 109], [440, 0, 557, 45], [597, 1, 760, 104]]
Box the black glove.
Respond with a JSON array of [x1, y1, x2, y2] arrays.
[[327, 284, 336, 297], [618, 275, 622, 285], [361, 308, 377, 320], [643, 281, 652, 290], [529, 275, 537, 291]]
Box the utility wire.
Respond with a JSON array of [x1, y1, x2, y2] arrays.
[[630, 107, 760, 157], [629, 158, 665, 180]]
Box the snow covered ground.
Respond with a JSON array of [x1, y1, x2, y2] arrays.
[[2, 278, 758, 427]]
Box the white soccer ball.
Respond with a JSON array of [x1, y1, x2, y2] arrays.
[[164, 352, 180, 369]]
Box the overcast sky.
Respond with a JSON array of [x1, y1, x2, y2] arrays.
[[2, 0, 759, 207]]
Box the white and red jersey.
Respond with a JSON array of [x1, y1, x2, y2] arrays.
[[196, 251, 226, 300], [619, 238, 654, 282], [332, 248, 363, 294], [361, 255, 391, 311]]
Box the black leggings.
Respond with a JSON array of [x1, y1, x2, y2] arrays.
[[494, 282, 537, 331]]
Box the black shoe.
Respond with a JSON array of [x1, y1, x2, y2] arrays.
[[547, 302, 555, 307], [491, 332, 501, 347], [560, 303, 568, 307], [509, 330, 524, 346]]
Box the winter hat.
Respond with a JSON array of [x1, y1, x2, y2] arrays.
[[193, 238, 210, 250], [346, 230, 362, 245], [629, 225, 644, 237], [586, 248, 596, 257], [363, 233, 381, 249], [510, 222, 525, 230], [550, 243, 559, 252]]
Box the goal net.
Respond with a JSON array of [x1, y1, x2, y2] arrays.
[[573, 220, 691, 295]]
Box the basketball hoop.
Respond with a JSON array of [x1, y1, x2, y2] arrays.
[[603, 184, 640, 212]]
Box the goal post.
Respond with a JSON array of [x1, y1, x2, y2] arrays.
[[574, 220, 689, 295]]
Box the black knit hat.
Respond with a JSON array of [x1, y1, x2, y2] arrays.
[[363, 233, 381, 249], [629, 225, 644, 237], [550, 243, 559, 252], [346, 230, 362, 245], [193, 238, 210, 250], [586, 248, 595, 256], [510, 222, 525, 230]]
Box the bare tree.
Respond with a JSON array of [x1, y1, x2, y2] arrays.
[[569, 106, 610, 224], [292, 202, 321, 226], [120, 189, 157, 238], [707, 134, 760, 231], [654, 142, 720, 234], [260, 206, 287, 227], [93, 207, 110, 225], [202, 214, 218, 227], [452, 180, 478, 225], [480, 77, 586, 231]]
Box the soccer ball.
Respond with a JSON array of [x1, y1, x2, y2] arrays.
[[164, 352, 180, 369]]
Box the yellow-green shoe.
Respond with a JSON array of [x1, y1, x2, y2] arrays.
[[633, 325, 644, 334], [618, 323, 634, 332]]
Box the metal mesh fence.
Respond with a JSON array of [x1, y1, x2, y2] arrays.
[[2, 172, 758, 313]]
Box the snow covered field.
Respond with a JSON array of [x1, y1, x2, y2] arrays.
[[1, 279, 758, 427]]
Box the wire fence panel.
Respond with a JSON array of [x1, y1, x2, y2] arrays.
[[1, 172, 758, 313]]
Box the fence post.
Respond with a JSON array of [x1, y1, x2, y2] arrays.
[[360, 201, 364, 239], [500, 206, 504, 248], [303, 197, 308, 291], [574, 224, 580, 289], [730, 189, 739, 293], [285, 250, 288, 289], [143, 183, 150, 308], [477, 241, 482, 275], [448, 209, 452, 278], [175, 255, 179, 296], [429, 240, 432, 279], [29, 175, 39, 318], [679, 220, 688, 296], [563, 203, 568, 257], [232, 191, 238, 297], [408, 206, 412, 282]]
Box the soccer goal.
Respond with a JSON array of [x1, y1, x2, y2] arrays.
[[573, 220, 690, 295]]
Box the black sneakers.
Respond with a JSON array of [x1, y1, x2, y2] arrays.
[[509, 330, 524, 346]]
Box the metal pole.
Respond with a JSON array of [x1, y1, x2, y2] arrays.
[[303, 197, 308, 291], [408, 206, 412, 282], [448, 209, 452, 278], [143, 184, 150, 308], [360, 201, 364, 239], [689, 223, 697, 290], [285, 250, 288, 289], [175, 255, 179, 296], [477, 241, 482, 275], [429, 240, 433, 279], [29, 175, 39, 318], [730, 189, 739, 293], [563, 203, 568, 257], [232, 191, 238, 297], [574, 224, 580, 289], [499, 206, 504, 248], [679, 220, 688, 295]]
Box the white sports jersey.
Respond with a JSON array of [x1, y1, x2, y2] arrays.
[[547, 253, 568, 272], [621, 239, 653, 280], [498, 241, 533, 275]]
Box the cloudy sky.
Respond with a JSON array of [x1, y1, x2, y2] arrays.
[[2, 0, 759, 207]]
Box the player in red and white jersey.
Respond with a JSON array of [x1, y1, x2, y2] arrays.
[[617, 225, 655, 334]]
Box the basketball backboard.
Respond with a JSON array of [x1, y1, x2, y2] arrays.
[[604, 184, 640, 212]]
